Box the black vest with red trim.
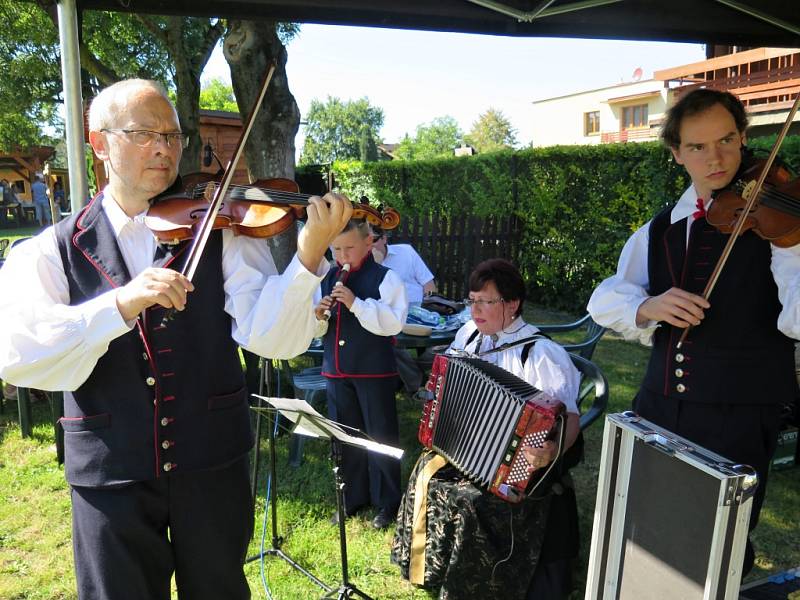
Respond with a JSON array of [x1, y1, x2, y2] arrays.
[[320, 254, 397, 378], [641, 206, 796, 405], [54, 193, 251, 487]]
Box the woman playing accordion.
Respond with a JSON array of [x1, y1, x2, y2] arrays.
[[391, 259, 581, 599]]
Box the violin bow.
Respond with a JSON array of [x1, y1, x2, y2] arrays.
[[180, 61, 277, 282], [677, 88, 800, 348]]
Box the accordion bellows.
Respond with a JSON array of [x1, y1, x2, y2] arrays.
[[418, 354, 564, 503]]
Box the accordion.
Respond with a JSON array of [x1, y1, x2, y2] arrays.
[[418, 354, 565, 503]]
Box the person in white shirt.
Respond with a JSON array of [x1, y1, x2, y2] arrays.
[[588, 88, 800, 575], [372, 227, 436, 304], [0, 78, 352, 600], [392, 258, 581, 599]]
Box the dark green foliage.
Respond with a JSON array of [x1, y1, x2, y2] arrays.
[[333, 136, 800, 312], [300, 96, 384, 165], [748, 134, 800, 174], [331, 142, 687, 312]]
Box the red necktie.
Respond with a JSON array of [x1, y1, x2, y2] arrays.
[[693, 197, 706, 220]]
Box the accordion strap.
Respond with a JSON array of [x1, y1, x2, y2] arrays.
[[478, 333, 550, 361], [409, 451, 449, 584]]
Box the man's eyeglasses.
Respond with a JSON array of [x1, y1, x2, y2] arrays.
[[101, 129, 189, 149], [463, 297, 504, 308]]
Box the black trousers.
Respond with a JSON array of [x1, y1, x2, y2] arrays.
[[394, 348, 423, 392], [326, 376, 401, 512], [634, 390, 782, 573], [70, 456, 253, 600]]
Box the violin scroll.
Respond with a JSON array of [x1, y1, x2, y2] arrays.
[[352, 203, 401, 231]]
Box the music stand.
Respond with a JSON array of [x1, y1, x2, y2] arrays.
[[253, 395, 404, 600], [247, 360, 334, 596]]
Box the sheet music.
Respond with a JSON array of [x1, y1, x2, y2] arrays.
[[252, 395, 404, 460]]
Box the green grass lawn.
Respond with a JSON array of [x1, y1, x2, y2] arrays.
[[0, 225, 44, 254], [0, 305, 798, 599]]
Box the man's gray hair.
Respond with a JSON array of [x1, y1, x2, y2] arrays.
[[88, 79, 172, 132]]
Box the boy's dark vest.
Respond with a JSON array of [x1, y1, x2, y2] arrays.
[[321, 254, 398, 378], [54, 194, 251, 487], [643, 206, 796, 404]]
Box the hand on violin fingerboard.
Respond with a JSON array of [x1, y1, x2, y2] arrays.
[[116, 268, 194, 322], [330, 284, 356, 310], [636, 287, 710, 329], [297, 193, 353, 272]]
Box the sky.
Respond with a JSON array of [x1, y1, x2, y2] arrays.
[[202, 24, 708, 148]]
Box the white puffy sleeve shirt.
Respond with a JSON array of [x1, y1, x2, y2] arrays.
[[448, 318, 580, 414], [587, 184, 800, 345], [315, 266, 408, 338], [0, 192, 329, 391]]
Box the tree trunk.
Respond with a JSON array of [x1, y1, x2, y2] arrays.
[[224, 20, 301, 270], [136, 16, 223, 177]]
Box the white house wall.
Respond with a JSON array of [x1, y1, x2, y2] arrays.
[[530, 80, 670, 148]]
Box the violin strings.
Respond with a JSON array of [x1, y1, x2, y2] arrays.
[[188, 182, 313, 206], [758, 185, 800, 217]]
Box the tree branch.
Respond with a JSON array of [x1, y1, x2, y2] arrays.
[[135, 14, 167, 45], [79, 43, 120, 87], [190, 19, 225, 74]]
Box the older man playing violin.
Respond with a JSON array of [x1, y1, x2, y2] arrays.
[[0, 78, 352, 600]]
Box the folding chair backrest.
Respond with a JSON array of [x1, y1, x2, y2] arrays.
[[569, 353, 609, 431]]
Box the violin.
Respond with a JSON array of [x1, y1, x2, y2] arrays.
[[706, 158, 800, 248], [143, 61, 398, 293], [145, 176, 401, 244]]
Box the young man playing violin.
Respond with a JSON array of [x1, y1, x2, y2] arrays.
[[0, 79, 352, 600], [589, 88, 800, 574]]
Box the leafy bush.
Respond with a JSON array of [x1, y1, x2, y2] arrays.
[[329, 136, 799, 311]]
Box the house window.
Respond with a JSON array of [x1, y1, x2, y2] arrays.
[[584, 111, 600, 135], [621, 104, 648, 129]]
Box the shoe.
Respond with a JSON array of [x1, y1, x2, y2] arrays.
[[371, 506, 397, 530], [329, 505, 363, 525]]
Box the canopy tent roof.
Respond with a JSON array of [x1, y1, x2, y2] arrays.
[[75, 0, 800, 47]]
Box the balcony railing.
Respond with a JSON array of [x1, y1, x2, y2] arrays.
[[671, 62, 800, 110], [600, 128, 659, 143]]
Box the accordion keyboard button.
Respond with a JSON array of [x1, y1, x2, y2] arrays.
[[676, 383, 686, 393], [675, 368, 684, 378]]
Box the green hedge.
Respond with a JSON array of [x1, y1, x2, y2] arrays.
[[328, 137, 799, 312]]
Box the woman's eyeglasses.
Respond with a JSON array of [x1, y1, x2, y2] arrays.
[[463, 297, 504, 307]]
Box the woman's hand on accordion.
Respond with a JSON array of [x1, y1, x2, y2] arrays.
[[522, 441, 558, 473]]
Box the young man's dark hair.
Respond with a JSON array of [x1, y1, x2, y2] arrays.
[[661, 88, 749, 149], [468, 258, 526, 317]]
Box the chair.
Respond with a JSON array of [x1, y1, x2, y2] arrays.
[[537, 313, 606, 360], [287, 365, 328, 467], [569, 353, 609, 431]]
